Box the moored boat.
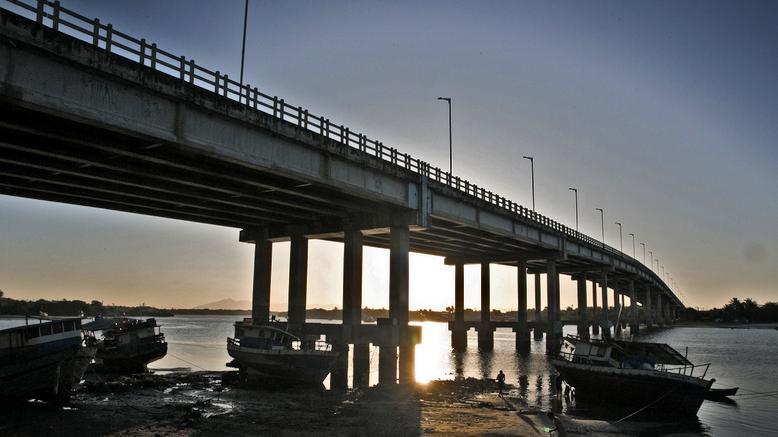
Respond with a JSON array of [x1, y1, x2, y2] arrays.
[[552, 336, 715, 416], [83, 317, 167, 372], [0, 317, 96, 404], [227, 319, 339, 386]]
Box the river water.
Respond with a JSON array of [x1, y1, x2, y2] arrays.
[[2, 315, 776, 436]]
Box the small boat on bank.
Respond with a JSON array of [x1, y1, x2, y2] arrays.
[[0, 317, 96, 404], [82, 317, 167, 372], [227, 319, 339, 386], [552, 336, 715, 416]]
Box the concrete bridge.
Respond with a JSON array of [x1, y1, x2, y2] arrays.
[[0, 1, 682, 388]]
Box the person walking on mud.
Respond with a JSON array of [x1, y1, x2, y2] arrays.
[[496, 370, 506, 396]]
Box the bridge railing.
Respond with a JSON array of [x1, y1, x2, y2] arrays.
[[3, 0, 677, 301]]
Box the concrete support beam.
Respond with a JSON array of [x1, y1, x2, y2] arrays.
[[342, 230, 363, 325], [600, 271, 611, 339], [478, 263, 494, 351], [656, 293, 664, 326], [516, 260, 530, 351], [389, 225, 413, 384], [451, 262, 466, 350], [576, 275, 589, 340], [353, 343, 370, 388], [287, 234, 308, 331], [251, 238, 272, 323], [629, 280, 638, 334], [614, 290, 622, 335], [330, 341, 349, 391], [545, 260, 561, 354], [533, 273, 543, 340], [644, 285, 653, 327], [591, 280, 600, 335]]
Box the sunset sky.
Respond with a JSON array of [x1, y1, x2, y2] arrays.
[[1, 0, 775, 311]]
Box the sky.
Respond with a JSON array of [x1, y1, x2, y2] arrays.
[[1, 0, 776, 311]]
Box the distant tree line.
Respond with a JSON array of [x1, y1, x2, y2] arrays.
[[683, 297, 778, 323], [0, 294, 173, 317]]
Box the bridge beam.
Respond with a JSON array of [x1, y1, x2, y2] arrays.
[[655, 293, 664, 326], [287, 234, 308, 333], [332, 229, 365, 391], [591, 279, 600, 335], [451, 262, 466, 350], [545, 260, 561, 354], [600, 270, 611, 339], [250, 233, 272, 323], [644, 285, 653, 327], [516, 260, 530, 351], [629, 280, 638, 334], [576, 274, 589, 340], [478, 262, 494, 351], [533, 273, 543, 340]]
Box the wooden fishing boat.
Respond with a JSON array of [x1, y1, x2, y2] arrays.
[[552, 336, 715, 416], [83, 317, 167, 372], [0, 318, 96, 404], [227, 319, 339, 386]]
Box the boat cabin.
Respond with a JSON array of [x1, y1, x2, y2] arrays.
[[563, 336, 696, 371], [0, 319, 82, 350]]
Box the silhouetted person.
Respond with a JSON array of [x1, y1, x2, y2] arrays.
[[496, 370, 506, 395]]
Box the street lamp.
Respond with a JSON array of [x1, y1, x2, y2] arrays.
[[615, 222, 623, 252], [628, 233, 636, 258], [595, 208, 604, 245], [649, 251, 654, 271], [640, 242, 646, 264], [523, 156, 535, 211], [238, 0, 250, 103], [437, 97, 452, 174], [568, 187, 578, 231]]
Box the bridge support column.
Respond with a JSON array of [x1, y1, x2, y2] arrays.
[[614, 289, 623, 335], [330, 341, 349, 391], [288, 235, 308, 334], [353, 343, 370, 388], [342, 230, 368, 389], [515, 260, 530, 351], [600, 271, 611, 339], [390, 225, 413, 384], [629, 280, 639, 334], [451, 262, 467, 350], [655, 294, 664, 326], [644, 285, 653, 327], [591, 280, 600, 335], [576, 274, 589, 340], [478, 262, 494, 351], [545, 260, 561, 354], [533, 273, 543, 340], [251, 237, 272, 323]]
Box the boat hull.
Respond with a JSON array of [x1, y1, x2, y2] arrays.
[[0, 344, 81, 403], [553, 360, 713, 416], [97, 342, 168, 372], [227, 344, 338, 386]]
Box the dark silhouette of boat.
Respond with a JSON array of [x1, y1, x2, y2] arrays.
[[552, 336, 715, 416], [83, 317, 167, 372], [0, 317, 96, 404], [227, 319, 339, 386]]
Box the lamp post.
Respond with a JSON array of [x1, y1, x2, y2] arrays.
[[238, 0, 250, 103], [628, 233, 636, 258], [523, 156, 535, 211], [615, 222, 623, 252], [640, 242, 646, 264], [437, 97, 452, 174], [595, 208, 604, 246], [568, 187, 578, 231]]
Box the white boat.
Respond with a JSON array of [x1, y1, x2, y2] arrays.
[[227, 319, 339, 386]]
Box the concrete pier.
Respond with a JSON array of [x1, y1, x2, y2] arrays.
[[287, 235, 309, 334], [342, 229, 369, 389], [591, 280, 600, 335], [251, 236, 272, 322], [515, 260, 530, 351], [629, 280, 639, 333], [389, 225, 412, 384], [478, 263, 494, 351], [644, 285, 653, 327], [576, 275, 589, 340], [451, 263, 467, 350], [533, 273, 543, 340], [545, 260, 561, 354], [600, 271, 611, 339]]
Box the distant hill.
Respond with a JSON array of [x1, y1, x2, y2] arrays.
[[193, 298, 251, 310]]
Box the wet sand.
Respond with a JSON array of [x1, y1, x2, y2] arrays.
[[0, 372, 563, 436], [0, 372, 699, 436]]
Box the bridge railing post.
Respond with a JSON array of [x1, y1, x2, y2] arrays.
[[35, 0, 44, 25], [92, 18, 100, 47], [179, 56, 186, 81], [188, 59, 195, 84], [52, 1, 61, 30], [105, 23, 113, 52], [150, 43, 157, 69]]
